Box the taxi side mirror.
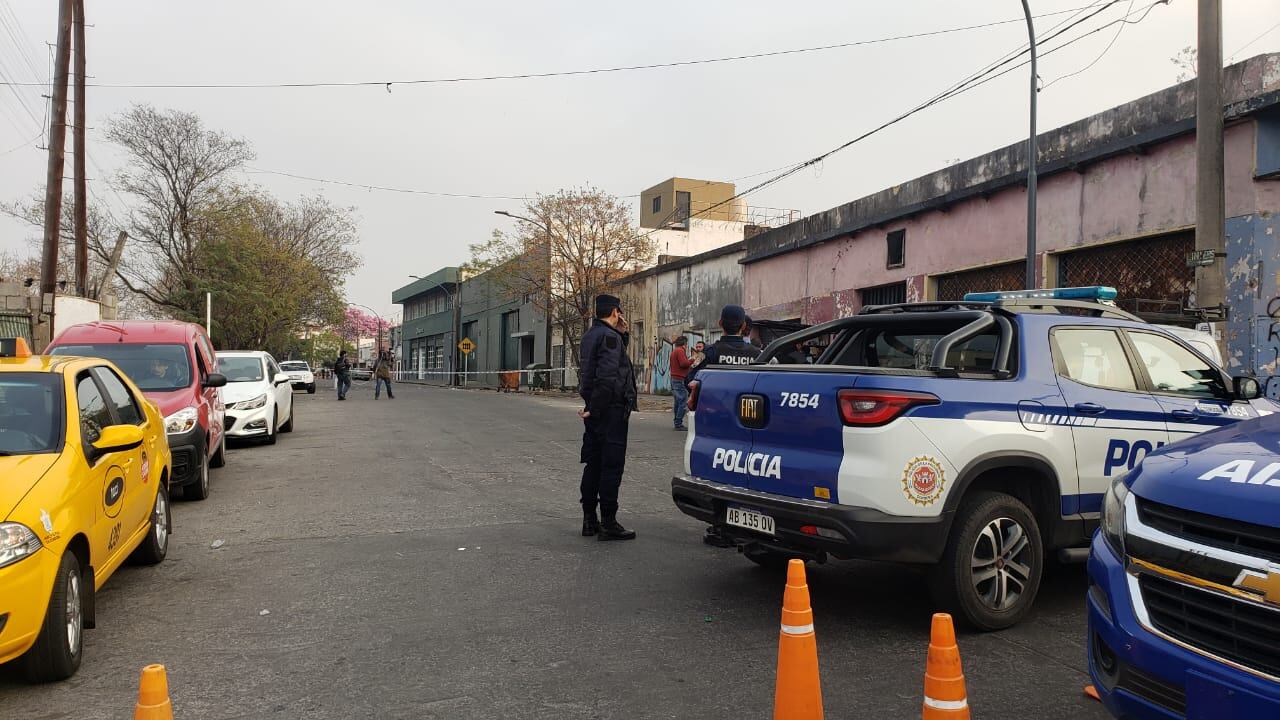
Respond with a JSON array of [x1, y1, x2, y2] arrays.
[[202, 373, 227, 389], [91, 425, 144, 459], [1234, 376, 1262, 400]]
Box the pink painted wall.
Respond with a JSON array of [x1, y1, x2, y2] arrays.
[[745, 120, 1272, 324]]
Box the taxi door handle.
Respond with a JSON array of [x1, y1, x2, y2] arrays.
[[1170, 409, 1197, 422], [1074, 402, 1106, 415]]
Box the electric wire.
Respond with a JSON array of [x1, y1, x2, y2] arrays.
[[0, 5, 1104, 90]]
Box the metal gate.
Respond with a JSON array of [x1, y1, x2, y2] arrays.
[[1057, 233, 1194, 321], [859, 282, 907, 306], [936, 261, 1028, 300], [0, 313, 32, 343]]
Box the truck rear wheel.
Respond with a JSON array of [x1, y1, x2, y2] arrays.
[[928, 490, 1043, 631]]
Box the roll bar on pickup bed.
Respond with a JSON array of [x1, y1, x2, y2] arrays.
[[757, 309, 1015, 377]]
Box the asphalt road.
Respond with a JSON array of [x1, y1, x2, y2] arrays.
[[0, 381, 1108, 719]]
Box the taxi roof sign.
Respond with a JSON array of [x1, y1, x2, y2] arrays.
[[0, 337, 32, 358], [963, 286, 1118, 303]]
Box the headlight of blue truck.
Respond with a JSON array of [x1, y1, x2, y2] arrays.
[[1101, 474, 1129, 556]]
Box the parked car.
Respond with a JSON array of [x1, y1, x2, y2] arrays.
[[350, 366, 373, 382], [216, 351, 295, 445], [0, 337, 172, 681], [47, 321, 227, 501], [673, 286, 1276, 630], [279, 360, 316, 394], [1089, 408, 1280, 718]]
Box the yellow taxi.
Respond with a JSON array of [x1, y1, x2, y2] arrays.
[[0, 337, 172, 681]]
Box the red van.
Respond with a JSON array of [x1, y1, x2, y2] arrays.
[[47, 321, 228, 500]]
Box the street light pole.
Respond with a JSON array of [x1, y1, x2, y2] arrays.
[[495, 210, 555, 377], [1021, 0, 1039, 290]]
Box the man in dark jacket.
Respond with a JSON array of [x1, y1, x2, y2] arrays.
[[688, 304, 761, 548], [577, 294, 638, 541], [688, 304, 761, 381], [334, 350, 352, 401]]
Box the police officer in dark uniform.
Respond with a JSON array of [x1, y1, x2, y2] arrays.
[[688, 304, 761, 381], [577, 294, 639, 541], [690, 304, 761, 547]]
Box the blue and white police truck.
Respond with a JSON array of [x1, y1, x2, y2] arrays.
[[672, 287, 1276, 630], [1089, 411, 1280, 718]]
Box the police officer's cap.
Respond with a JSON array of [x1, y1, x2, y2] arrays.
[[595, 294, 622, 316], [720, 304, 747, 327]]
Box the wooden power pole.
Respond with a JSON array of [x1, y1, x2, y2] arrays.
[[39, 0, 73, 334], [73, 0, 88, 297]]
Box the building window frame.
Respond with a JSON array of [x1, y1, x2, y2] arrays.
[[886, 229, 906, 269]]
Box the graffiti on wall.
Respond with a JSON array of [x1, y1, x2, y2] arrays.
[[1225, 213, 1280, 400], [652, 339, 672, 393]]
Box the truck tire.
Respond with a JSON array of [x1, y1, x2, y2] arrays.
[[928, 490, 1043, 631]]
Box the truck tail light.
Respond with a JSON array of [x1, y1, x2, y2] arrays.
[[837, 389, 939, 427], [687, 380, 701, 412]]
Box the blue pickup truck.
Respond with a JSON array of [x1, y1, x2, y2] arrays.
[[1089, 411, 1280, 718], [672, 287, 1274, 630]]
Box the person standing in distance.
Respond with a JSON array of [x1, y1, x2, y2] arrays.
[[334, 350, 352, 401], [577, 294, 638, 541], [688, 304, 761, 382], [669, 335, 693, 431]]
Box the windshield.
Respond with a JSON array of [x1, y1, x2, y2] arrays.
[[280, 362, 309, 372], [50, 343, 192, 391], [217, 356, 265, 383], [0, 373, 63, 455]]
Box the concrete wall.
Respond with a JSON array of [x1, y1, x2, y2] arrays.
[[611, 243, 746, 392], [649, 218, 747, 259], [1226, 212, 1280, 397]]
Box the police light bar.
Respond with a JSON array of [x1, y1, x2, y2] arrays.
[[962, 286, 1118, 303]]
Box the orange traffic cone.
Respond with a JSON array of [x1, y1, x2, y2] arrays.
[[773, 559, 823, 720], [922, 613, 969, 719], [134, 664, 173, 720]]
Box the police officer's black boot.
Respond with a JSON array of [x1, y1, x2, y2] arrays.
[[582, 508, 601, 537], [597, 514, 636, 541]]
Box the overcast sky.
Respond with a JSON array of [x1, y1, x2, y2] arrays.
[[1, 0, 1277, 320]]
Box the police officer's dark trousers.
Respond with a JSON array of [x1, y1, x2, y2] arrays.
[[580, 404, 630, 520]]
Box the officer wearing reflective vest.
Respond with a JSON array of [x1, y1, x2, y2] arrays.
[[576, 294, 639, 541], [688, 304, 761, 381]]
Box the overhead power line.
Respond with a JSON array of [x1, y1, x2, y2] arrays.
[[677, 0, 1168, 230], [0, 5, 1101, 90], [242, 167, 531, 200]]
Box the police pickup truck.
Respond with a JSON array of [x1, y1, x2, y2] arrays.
[[1089, 411, 1280, 718], [672, 287, 1276, 630]]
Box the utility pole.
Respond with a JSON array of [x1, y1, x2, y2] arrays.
[[1194, 0, 1226, 319], [72, 0, 87, 297], [1021, 0, 1039, 290], [39, 0, 73, 339]]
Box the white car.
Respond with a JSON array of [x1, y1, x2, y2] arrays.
[[279, 359, 317, 394], [216, 351, 295, 445]]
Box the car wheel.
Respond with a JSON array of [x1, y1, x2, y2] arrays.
[[743, 546, 800, 572], [130, 483, 171, 565], [184, 451, 211, 501], [306, 383, 316, 394], [264, 409, 278, 445], [209, 431, 226, 469], [928, 490, 1043, 631], [21, 551, 85, 682], [280, 401, 294, 433]]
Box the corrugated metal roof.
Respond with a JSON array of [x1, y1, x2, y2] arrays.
[[0, 313, 32, 342]]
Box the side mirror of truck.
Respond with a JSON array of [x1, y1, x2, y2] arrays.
[[1233, 376, 1262, 400]]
